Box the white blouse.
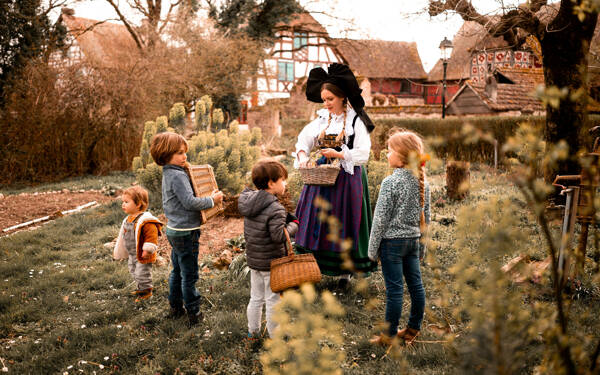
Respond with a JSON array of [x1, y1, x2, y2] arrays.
[[293, 108, 371, 175]]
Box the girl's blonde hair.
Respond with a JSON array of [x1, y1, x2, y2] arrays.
[[388, 129, 427, 231]]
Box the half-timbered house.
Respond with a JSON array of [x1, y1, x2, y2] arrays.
[[251, 13, 343, 106]]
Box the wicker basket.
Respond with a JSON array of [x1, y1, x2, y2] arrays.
[[270, 229, 322, 293], [299, 163, 340, 186]]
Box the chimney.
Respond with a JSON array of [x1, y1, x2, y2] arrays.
[[61, 7, 75, 16], [485, 75, 497, 102]]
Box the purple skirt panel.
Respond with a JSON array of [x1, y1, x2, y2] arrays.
[[295, 166, 363, 253]]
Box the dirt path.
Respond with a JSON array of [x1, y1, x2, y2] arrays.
[[0, 189, 243, 257], [155, 214, 244, 258], [0, 190, 114, 232]]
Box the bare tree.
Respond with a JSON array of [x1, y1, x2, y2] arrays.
[[103, 0, 198, 49], [430, 0, 598, 179]]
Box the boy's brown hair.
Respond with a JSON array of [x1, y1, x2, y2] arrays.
[[122, 185, 149, 212], [150, 132, 188, 166], [251, 159, 288, 190]]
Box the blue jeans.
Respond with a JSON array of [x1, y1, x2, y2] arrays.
[[167, 230, 202, 315], [380, 237, 425, 336]]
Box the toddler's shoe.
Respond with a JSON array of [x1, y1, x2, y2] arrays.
[[397, 327, 419, 345], [130, 289, 142, 296], [187, 311, 203, 327], [246, 332, 260, 341], [135, 288, 153, 302]]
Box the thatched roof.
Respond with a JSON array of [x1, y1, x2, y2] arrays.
[[58, 11, 139, 67], [428, 21, 508, 82], [277, 12, 328, 35], [334, 38, 427, 79]]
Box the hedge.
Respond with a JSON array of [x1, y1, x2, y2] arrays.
[[283, 115, 600, 165]]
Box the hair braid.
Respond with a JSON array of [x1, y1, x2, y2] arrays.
[[419, 164, 426, 232], [335, 107, 347, 144]]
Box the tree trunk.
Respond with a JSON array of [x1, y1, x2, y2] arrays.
[[540, 3, 597, 181]]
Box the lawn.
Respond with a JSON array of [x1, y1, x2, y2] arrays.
[[1, 168, 598, 374]]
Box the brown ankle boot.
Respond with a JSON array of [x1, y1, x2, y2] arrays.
[[397, 327, 419, 345], [135, 288, 153, 302], [369, 333, 393, 347]]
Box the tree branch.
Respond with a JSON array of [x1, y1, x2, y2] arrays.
[[158, 0, 183, 34], [429, 0, 543, 48], [105, 0, 144, 50], [127, 0, 150, 18]]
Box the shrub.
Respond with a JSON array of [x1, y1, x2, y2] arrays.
[[155, 116, 168, 133], [134, 97, 262, 206], [135, 163, 163, 210], [169, 102, 186, 133], [261, 284, 345, 374], [282, 115, 600, 166], [367, 151, 391, 206]]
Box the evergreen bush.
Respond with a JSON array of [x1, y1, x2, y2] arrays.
[[135, 162, 163, 210], [169, 103, 186, 133], [133, 96, 261, 209], [283, 115, 600, 166]]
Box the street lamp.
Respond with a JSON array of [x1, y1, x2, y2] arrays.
[[439, 36, 453, 119]]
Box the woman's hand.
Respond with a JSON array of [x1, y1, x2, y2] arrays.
[[297, 151, 309, 168], [321, 148, 343, 159]]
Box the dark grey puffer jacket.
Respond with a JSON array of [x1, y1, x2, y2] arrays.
[[238, 188, 299, 271]]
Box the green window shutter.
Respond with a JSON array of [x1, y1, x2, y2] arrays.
[[278, 61, 286, 81]]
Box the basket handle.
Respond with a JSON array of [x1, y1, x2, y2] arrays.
[[283, 228, 294, 257]]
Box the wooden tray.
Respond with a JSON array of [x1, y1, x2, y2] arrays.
[[188, 164, 223, 223]]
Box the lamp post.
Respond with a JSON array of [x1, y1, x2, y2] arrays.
[[439, 37, 453, 119]]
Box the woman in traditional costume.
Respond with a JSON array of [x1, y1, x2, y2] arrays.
[[293, 63, 377, 282]]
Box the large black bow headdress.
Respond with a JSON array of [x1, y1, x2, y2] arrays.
[[305, 63, 374, 132]]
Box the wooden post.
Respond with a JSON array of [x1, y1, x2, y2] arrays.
[[446, 161, 470, 200], [558, 186, 579, 288]]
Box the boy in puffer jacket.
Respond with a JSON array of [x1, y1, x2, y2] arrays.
[[238, 159, 299, 339]]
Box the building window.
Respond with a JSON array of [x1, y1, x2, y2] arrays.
[[400, 80, 411, 93], [293, 32, 308, 49], [278, 61, 294, 82]]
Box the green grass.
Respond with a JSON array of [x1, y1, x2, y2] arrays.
[[0, 171, 135, 196], [1, 170, 599, 374]]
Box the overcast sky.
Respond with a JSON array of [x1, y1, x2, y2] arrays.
[[61, 0, 524, 72]]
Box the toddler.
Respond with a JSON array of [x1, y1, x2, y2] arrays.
[[114, 186, 163, 302]]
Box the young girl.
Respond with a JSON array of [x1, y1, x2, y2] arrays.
[[367, 130, 431, 346], [114, 186, 163, 302]]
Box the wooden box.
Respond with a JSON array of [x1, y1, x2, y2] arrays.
[[188, 164, 223, 223]]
